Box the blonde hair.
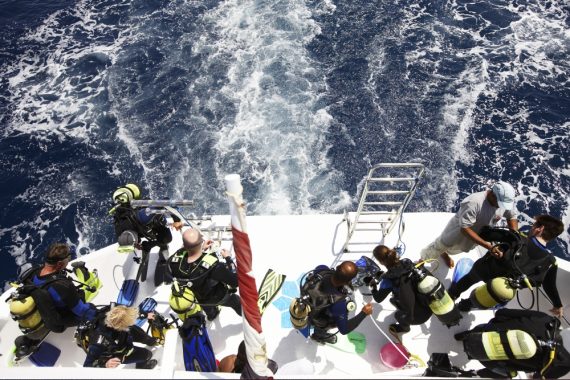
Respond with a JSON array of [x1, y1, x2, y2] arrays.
[[105, 305, 138, 331]]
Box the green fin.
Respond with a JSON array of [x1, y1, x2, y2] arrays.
[[257, 269, 286, 315], [347, 331, 367, 354]]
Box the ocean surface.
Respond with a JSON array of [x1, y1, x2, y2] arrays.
[[0, 0, 568, 287]]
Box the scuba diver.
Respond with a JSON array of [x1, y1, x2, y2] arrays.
[[9, 243, 98, 361], [167, 228, 241, 321], [448, 215, 564, 315], [110, 183, 184, 286], [81, 304, 158, 369], [290, 261, 373, 344], [455, 308, 570, 378], [370, 245, 461, 334]]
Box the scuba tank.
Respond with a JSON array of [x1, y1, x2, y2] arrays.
[[469, 277, 516, 310], [463, 330, 538, 361], [169, 281, 202, 321], [8, 288, 44, 336], [289, 297, 311, 330], [414, 264, 461, 327]]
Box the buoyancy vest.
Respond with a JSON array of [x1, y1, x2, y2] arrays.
[[479, 227, 555, 285], [514, 238, 556, 286], [76, 305, 136, 367], [113, 205, 164, 242], [9, 267, 68, 334], [167, 249, 228, 302], [300, 266, 355, 326]]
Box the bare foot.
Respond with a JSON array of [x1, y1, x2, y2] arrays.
[[441, 252, 454, 268]]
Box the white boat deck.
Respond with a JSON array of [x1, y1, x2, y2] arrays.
[[1, 212, 568, 378]]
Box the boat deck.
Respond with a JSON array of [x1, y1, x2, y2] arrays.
[[1, 212, 568, 378]]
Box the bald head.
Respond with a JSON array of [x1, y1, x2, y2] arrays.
[[332, 261, 357, 287], [182, 229, 203, 253]]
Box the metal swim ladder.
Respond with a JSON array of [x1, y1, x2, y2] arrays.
[[340, 163, 425, 254]]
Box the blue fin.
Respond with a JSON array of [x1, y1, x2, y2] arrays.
[[117, 279, 139, 306], [28, 342, 60, 367], [452, 258, 474, 284], [136, 297, 158, 327], [299, 325, 311, 338]]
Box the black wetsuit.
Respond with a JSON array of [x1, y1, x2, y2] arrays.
[[461, 309, 570, 378], [308, 267, 367, 335], [449, 228, 561, 308], [113, 204, 181, 252], [168, 249, 241, 320], [371, 259, 432, 329], [83, 324, 156, 368]]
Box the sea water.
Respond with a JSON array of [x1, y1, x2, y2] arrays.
[[0, 0, 568, 287]]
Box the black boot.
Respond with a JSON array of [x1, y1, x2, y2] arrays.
[[454, 331, 470, 341], [204, 306, 220, 322], [311, 329, 337, 344], [136, 359, 158, 369], [14, 336, 41, 361], [389, 323, 411, 334], [458, 299, 473, 312]]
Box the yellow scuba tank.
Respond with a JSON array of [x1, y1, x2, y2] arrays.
[[470, 277, 516, 309], [169, 281, 202, 321], [9, 290, 44, 334], [415, 266, 461, 327], [289, 298, 311, 330], [463, 330, 537, 361], [71, 262, 102, 302]]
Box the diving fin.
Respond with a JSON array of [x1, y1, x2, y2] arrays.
[[117, 279, 139, 306], [154, 249, 170, 287], [257, 269, 286, 315], [452, 257, 474, 284], [347, 331, 367, 354], [136, 297, 158, 327], [28, 342, 61, 367]]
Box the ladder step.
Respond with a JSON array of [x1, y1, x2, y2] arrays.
[[363, 201, 403, 206], [368, 177, 416, 182], [359, 211, 396, 215], [366, 190, 409, 195], [354, 228, 384, 231], [347, 242, 382, 245], [353, 221, 390, 224]]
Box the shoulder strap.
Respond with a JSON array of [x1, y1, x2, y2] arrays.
[[200, 253, 219, 269]]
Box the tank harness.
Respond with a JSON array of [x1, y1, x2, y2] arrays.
[[468, 229, 556, 310], [463, 317, 561, 377], [8, 265, 98, 335], [379, 259, 461, 328], [167, 248, 234, 307], [290, 267, 356, 331], [74, 304, 136, 367], [412, 261, 461, 327], [110, 204, 165, 244]]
